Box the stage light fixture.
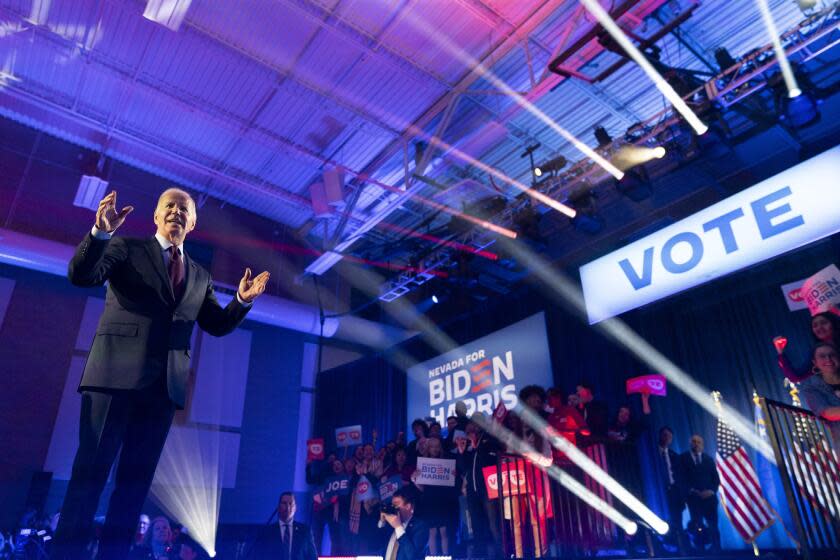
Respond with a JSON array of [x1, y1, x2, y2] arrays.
[[594, 126, 613, 148], [714, 47, 737, 72], [780, 90, 820, 128], [431, 294, 439, 304], [536, 155, 568, 176], [652, 146, 666, 159]]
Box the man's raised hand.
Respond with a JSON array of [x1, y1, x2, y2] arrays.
[[238, 268, 270, 303], [95, 191, 134, 233]]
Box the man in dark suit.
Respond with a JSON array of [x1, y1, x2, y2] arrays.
[[378, 488, 428, 560], [253, 492, 318, 560], [678, 434, 721, 553], [657, 427, 686, 554], [52, 189, 270, 560]]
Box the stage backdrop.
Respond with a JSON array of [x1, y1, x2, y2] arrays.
[[406, 312, 552, 428]]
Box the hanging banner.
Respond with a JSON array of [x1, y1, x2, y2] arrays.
[[416, 457, 456, 487], [801, 264, 840, 316], [580, 146, 840, 323], [406, 313, 552, 429], [335, 425, 362, 448]]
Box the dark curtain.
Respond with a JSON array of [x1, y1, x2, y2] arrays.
[[314, 355, 407, 450]]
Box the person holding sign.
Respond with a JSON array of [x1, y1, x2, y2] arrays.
[[412, 437, 458, 556], [774, 311, 840, 382], [799, 343, 840, 449]]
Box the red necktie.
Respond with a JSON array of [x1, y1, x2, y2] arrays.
[[168, 246, 185, 301]]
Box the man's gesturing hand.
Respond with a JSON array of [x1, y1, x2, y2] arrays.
[[95, 191, 134, 233], [238, 268, 270, 303]]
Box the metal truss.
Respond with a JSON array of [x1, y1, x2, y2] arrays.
[[391, 3, 840, 292]]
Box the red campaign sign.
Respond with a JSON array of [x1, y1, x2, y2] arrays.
[[625, 374, 667, 396], [307, 438, 325, 461], [482, 463, 529, 499]]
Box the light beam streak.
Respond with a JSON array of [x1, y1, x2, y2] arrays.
[[471, 413, 639, 535], [755, 0, 802, 97], [578, 0, 708, 135], [514, 404, 669, 534]]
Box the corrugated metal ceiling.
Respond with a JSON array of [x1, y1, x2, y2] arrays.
[[0, 0, 827, 254]]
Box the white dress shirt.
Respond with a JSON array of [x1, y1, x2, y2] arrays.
[[380, 515, 410, 560], [279, 520, 293, 554]]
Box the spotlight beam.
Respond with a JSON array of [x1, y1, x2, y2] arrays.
[[514, 404, 669, 535], [471, 413, 639, 535], [407, 129, 578, 218], [754, 0, 802, 97], [393, 5, 624, 181], [578, 0, 708, 135]]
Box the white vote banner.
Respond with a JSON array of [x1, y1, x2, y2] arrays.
[[415, 457, 456, 487], [580, 146, 840, 323]]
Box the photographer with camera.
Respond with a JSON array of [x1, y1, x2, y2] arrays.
[[377, 488, 427, 560]]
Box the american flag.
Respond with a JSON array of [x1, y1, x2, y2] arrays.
[[789, 411, 840, 519], [716, 405, 775, 542]]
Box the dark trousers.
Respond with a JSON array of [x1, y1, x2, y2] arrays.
[[466, 493, 501, 559], [664, 484, 687, 552], [686, 494, 720, 551], [51, 380, 175, 560]]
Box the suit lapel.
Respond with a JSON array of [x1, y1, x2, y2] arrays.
[[179, 251, 198, 307], [144, 237, 175, 304]]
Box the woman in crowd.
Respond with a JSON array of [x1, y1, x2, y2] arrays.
[[129, 516, 173, 560], [383, 447, 414, 484], [775, 311, 840, 382], [412, 436, 458, 556], [799, 342, 840, 449], [608, 393, 651, 443]]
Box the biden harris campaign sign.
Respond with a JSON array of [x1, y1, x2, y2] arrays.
[[406, 313, 552, 428], [580, 146, 840, 323]]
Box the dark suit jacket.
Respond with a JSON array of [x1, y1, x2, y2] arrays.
[[68, 234, 249, 408], [678, 451, 720, 500], [254, 521, 317, 560], [382, 517, 428, 560]]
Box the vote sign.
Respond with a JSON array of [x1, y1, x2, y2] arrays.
[[335, 425, 362, 448], [580, 146, 840, 323]]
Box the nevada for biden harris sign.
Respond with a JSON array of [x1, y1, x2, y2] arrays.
[[407, 313, 552, 427], [580, 146, 840, 324]]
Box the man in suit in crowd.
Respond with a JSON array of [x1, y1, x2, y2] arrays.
[[657, 427, 686, 554], [52, 189, 270, 560], [379, 488, 428, 560], [254, 492, 318, 560], [679, 434, 721, 553]]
